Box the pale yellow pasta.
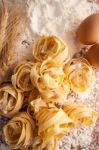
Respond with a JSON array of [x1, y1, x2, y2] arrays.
[[33, 35, 69, 65], [41, 87, 68, 104], [28, 97, 47, 115], [35, 107, 74, 149], [30, 58, 65, 92], [64, 57, 95, 92], [27, 97, 46, 118], [28, 96, 56, 115], [12, 61, 34, 92], [0, 84, 23, 117], [3, 112, 35, 150], [63, 103, 98, 126]]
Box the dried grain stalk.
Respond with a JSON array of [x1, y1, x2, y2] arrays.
[[0, 1, 27, 83], [0, 0, 8, 52]]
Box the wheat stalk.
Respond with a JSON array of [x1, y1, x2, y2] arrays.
[[0, 2, 26, 83], [0, 0, 8, 52]]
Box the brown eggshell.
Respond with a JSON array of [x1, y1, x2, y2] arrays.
[[87, 43, 99, 68], [77, 13, 99, 45]]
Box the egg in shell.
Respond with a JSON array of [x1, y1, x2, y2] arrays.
[[77, 13, 99, 45], [87, 43, 99, 68]]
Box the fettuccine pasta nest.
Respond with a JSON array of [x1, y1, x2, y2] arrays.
[[35, 107, 74, 149], [63, 103, 98, 126], [0, 84, 23, 117], [30, 57, 70, 103], [12, 61, 34, 92], [30, 58, 65, 91], [64, 58, 95, 92], [3, 112, 35, 150], [33, 35, 69, 65]]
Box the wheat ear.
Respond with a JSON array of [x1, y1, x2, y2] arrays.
[[0, 5, 26, 83], [0, 0, 8, 52]]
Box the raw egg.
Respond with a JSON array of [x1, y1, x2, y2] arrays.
[[77, 13, 99, 45], [87, 43, 99, 68]]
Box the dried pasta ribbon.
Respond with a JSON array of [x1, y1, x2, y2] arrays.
[[63, 103, 98, 126], [30, 57, 65, 92], [30, 97, 47, 113], [41, 87, 68, 104], [28, 96, 56, 116], [64, 57, 95, 92], [26, 89, 40, 118], [35, 107, 74, 149], [3, 112, 35, 149], [33, 35, 69, 65], [0, 84, 23, 117], [28, 88, 39, 103], [27, 97, 47, 118], [12, 61, 34, 92]]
